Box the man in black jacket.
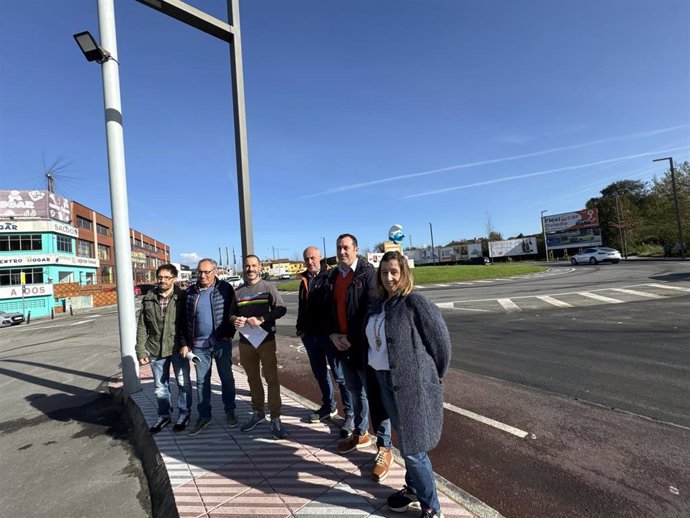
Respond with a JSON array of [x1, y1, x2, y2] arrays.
[[297, 246, 353, 434], [327, 234, 393, 482]]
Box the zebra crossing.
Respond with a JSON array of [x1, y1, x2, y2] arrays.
[[436, 282, 690, 314]]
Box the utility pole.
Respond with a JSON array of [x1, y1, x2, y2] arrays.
[[541, 210, 549, 262], [614, 194, 628, 258], [429, 222, 436, 265], [653, 157, 686, 260], [322, 236, 327, 262]]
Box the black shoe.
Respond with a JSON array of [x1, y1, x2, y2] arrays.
[[150, 416, 171, 434], [339, 414, 354, 438], [388, 485, 421, 512], [172, 415, 190, 432], [188, 417, 212, 437], [309, 405, 337, 423]]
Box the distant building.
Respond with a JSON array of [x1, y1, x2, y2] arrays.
[[0, 190, 170, 318]]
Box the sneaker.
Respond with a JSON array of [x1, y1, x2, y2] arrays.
[[372, 446, 393, 482], [271, 417, 288, 440], [339, 414, 355, 439], [420, 510, 444, 518], [226, 411, 238, 428], [337, 432, 371, 454], [388, 486, 421, 513], [172, 414, 190, 432], [240, 411, 266, 432], [187, 417, 212, 437], [150, 416, 171, 434], [309, 405, 337, 423]]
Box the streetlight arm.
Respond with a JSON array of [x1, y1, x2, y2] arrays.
[[134, 0, 234, 41]]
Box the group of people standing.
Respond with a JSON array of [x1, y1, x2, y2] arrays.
[[135, 233, 451, 518], [136, 255, 288, 439]]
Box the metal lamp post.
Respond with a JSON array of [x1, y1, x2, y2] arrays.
[[653, 157, 686, 260], [73, 0, 139, 394], [541, 210, 549, 262]]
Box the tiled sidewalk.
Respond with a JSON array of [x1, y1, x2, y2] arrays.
[[129, 364, 476, 518]]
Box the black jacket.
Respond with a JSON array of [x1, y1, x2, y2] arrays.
[[296, 260, 331, 337], [326, 258, 378, 368]]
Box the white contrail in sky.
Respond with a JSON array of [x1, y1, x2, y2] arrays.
[[299, 125, 688, 199], [401, 145, 690, 199]]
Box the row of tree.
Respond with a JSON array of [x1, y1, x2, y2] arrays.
[[585, 161, 689, 255]]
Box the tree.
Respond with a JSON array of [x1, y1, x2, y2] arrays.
[[485, 213, 503, 241]]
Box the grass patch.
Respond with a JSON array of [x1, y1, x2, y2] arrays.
[[276, 264, 546, 291]]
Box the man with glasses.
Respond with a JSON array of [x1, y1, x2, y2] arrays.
[[136, 264, 192, 433], [182, 258, 237, 436]]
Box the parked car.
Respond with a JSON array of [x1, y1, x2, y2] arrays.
[[279, 273, 291, 280], [135, 283, 156, 295], [226, 275, 243, 288], [570, 247, 621, 265], [0, 310, 24, 327]]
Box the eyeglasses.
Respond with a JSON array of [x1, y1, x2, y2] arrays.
[[156, 275, 174, 280], [198, 269, 216, 275]]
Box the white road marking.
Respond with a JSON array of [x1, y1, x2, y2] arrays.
[[497, 298, 521, 312], [443, 402, 530, 438], [611, 288, 664, 299], [434, 284, 451, 287], [644, 283, 690, 293], [69, 320, 91, 326], [537, 295, 573, 308], [577, 291, 624, 304], [435, 302, 456, 309]]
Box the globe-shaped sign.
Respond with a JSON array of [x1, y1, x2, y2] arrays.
[[388, 224, 405, 244]]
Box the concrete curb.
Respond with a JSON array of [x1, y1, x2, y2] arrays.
[[110, 384, 179, 518]]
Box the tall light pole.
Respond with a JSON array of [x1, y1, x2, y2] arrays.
[[134, 0, 254, 258], [653, 157, 686, 260], [429, 222, 436, 265], [541, 210, 549, 262], [73, 0, 139, 394]]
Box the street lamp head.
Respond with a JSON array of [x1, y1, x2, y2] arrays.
[[73, 31, 109, 63]]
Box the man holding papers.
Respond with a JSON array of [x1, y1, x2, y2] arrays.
[[233, 255, 288, 439]]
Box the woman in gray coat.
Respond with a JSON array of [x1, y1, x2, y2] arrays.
[[365, 251, 451, 518]]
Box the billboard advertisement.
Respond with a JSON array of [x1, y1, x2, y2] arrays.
[[543, 209, 599, 233], [489, 237, 538, 258], [547, 228, 603, 249], [0, 190, 71, 222]]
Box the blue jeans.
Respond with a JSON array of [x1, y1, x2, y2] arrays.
[[341, 362, 392, 448], [150, 353, 192, 418], [301, 335, 353, 416], [193, 340, 236, 419], [375, 369, 440, 513]]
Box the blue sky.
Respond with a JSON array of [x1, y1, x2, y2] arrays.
[[1, 0, 689, 266]]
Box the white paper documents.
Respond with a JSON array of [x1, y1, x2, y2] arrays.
[[239, 325, 268, 348]]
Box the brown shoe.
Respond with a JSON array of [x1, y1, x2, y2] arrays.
[[372, 446, 393, 482], [337, 432, 371, 454]]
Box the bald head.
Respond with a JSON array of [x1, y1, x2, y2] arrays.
[[303, 246, 322, 275]]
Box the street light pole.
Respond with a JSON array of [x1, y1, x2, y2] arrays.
[[653, 157, 686, 260], [97, 0, 139, 394], [134, 0, 254, 258], [541, 210, 549, 262], [429, 222, 436, 265]]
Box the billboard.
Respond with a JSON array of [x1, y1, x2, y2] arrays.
[[489, 237, 538, 257], [547, 228, 603, 249], [543, 209, 599, 233], [0, 190, 71, 222]]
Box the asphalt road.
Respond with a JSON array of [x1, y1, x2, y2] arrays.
[[275, 260, 690, 518], [0, 309, 151, 518]]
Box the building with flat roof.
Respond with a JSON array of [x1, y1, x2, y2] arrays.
[[0, 190, 170, 318]]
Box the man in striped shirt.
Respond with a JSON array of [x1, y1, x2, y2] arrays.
[[232, 255, 288, 439]]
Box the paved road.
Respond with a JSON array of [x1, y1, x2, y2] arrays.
[[275, 260, 690, 517], [0, 309, 151, 518]]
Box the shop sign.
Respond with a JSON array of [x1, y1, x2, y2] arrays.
[[0, 283, 54, 300]]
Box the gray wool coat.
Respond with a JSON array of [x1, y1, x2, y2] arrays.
[[367, 292, 452, 455]]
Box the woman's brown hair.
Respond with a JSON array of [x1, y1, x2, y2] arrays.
[[376, 250, 414, 299]]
